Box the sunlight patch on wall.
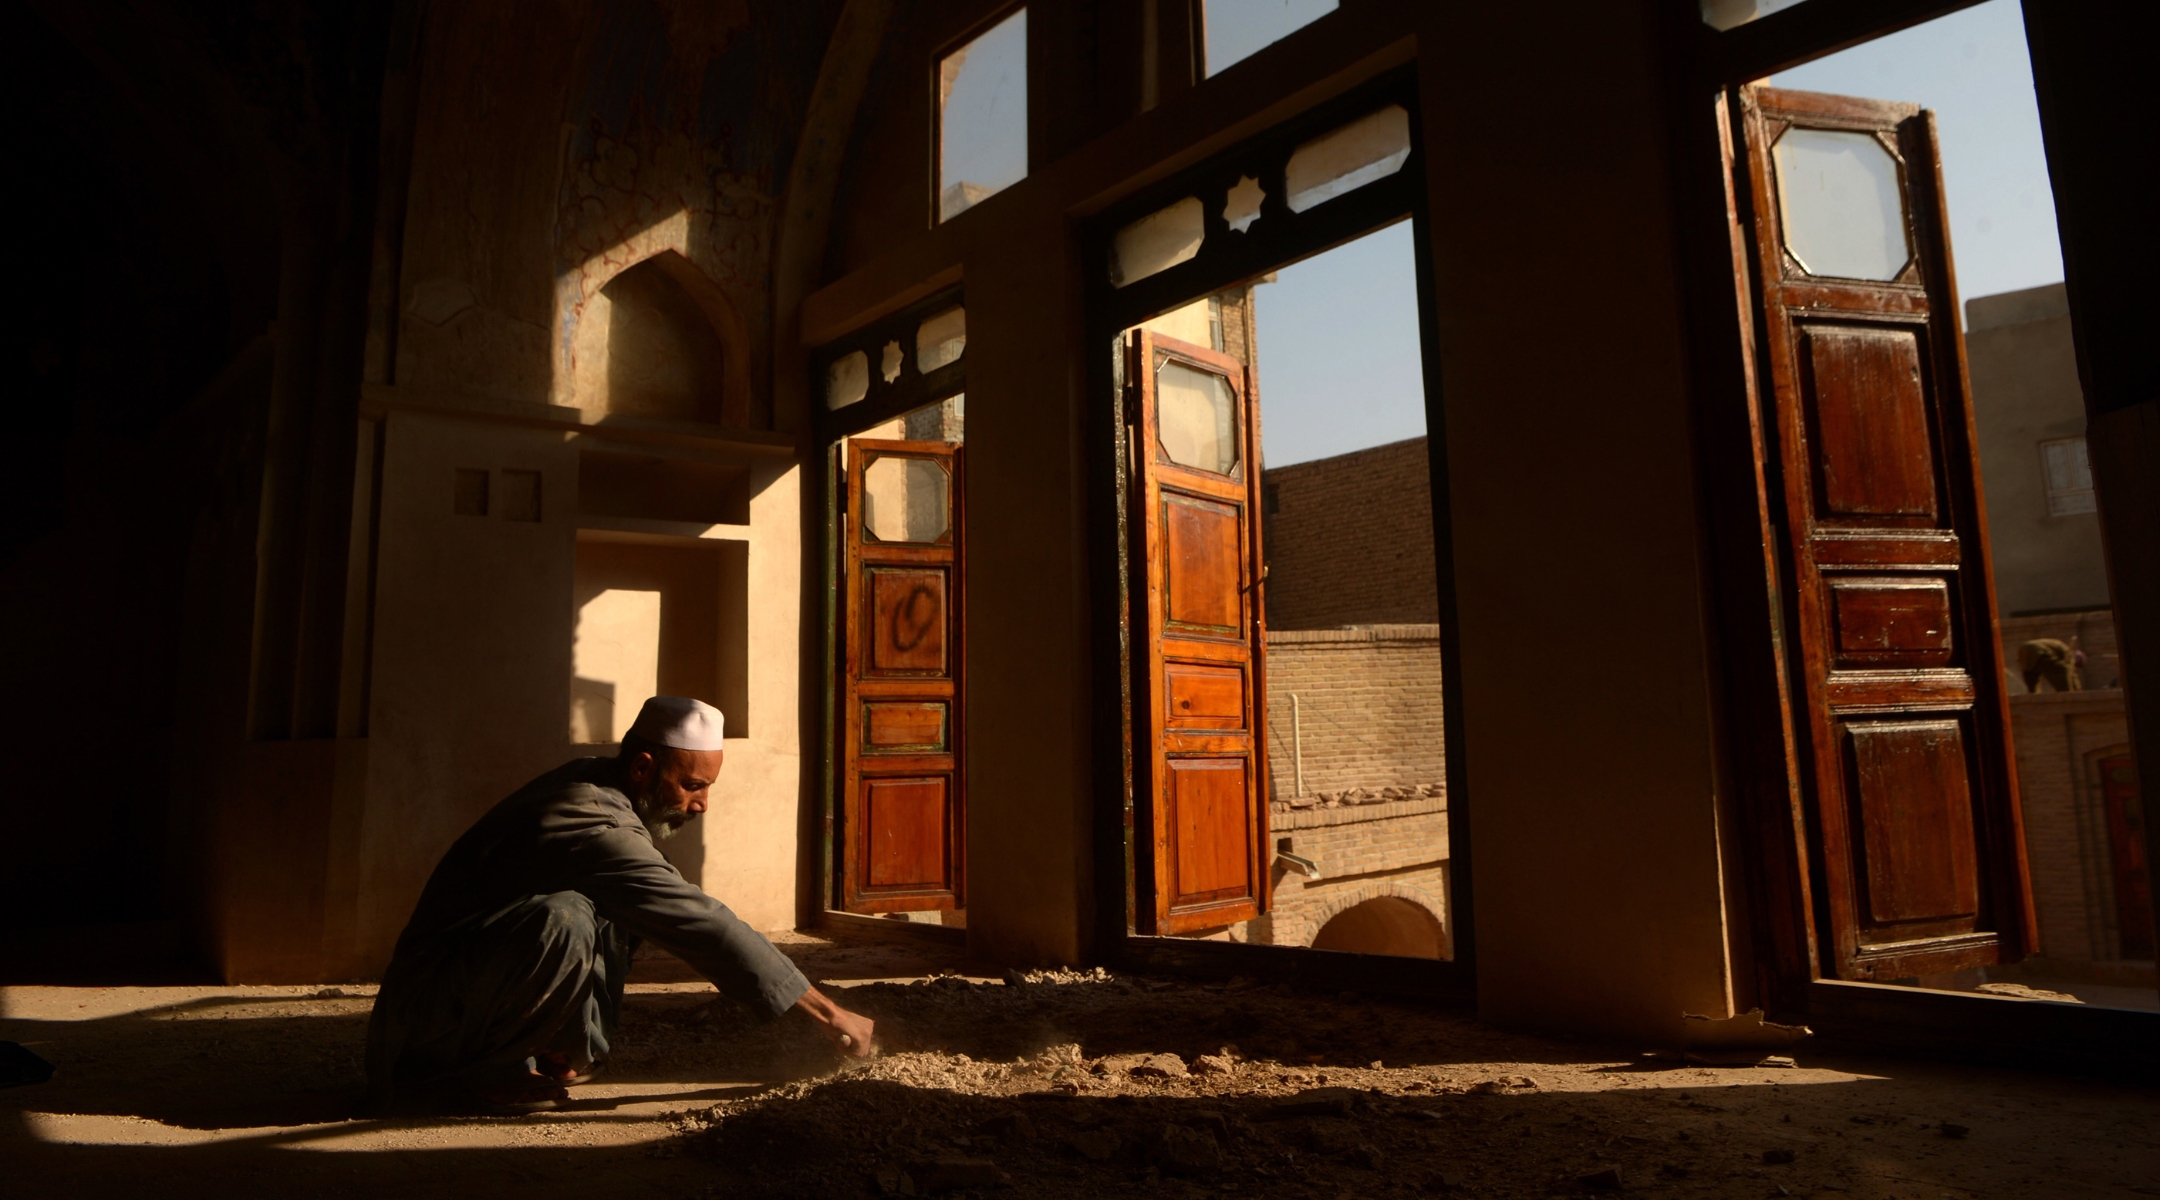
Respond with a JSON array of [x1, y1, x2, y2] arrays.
[[571, 588, 661, 744]]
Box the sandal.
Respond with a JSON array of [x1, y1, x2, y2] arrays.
[[467, 1074, 569, 1115], [535, 1052, 606, 1087]]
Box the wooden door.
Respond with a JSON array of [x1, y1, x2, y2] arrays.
[[841, 438, 964, 913], [2099, 753, 2151, 958], [1738, 86, 2036, 980], [1127, 330, 1269, 935]]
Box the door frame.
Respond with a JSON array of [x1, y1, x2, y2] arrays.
[[840, 436, 966, 915], [1674, 0, 2160, 1064], [814, 288, 970, 921], [1083, 67, 1476, 993], [1127, 329, 1270, 937]]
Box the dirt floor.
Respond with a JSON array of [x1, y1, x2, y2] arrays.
[[4, 931, 2155, 1200]]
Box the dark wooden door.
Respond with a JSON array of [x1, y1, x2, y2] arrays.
[[1738, 86, 2036, 980], [2099, 753, 2151, 958], [841, 438, 964, 913], [1127, 330, 1269, 935]]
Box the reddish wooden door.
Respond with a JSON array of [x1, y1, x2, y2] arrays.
[[841, 438, 964, 913], [1738, 86, 2036, 980], [2099, 753, 2151, 958], [1127, 330, 1269, 935]]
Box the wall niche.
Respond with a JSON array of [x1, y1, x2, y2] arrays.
[[573, 251, 751, 426]]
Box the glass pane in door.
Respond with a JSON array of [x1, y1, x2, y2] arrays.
[[1157, 357, 1239, 474], [1773, 127, 1912, 281], [862, 456, 952, 543]]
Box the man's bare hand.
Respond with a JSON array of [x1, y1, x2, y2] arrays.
[[794, 984, 877, 1057]]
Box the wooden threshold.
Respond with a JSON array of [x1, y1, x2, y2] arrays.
[[814, 908, 969, 947], [1792, 979, 2159, 1076], [1117, 935, 1474, 1005]]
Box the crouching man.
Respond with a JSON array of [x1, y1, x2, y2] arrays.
[[366, 696, 874, 1112]]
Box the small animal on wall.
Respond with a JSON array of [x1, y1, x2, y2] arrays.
[[2018, 638, 2084, 693]]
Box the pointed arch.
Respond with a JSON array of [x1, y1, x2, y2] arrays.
[[575, 249, 754, 427]]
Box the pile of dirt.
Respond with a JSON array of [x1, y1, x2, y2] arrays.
[[10, 939, 2154, 1199], [618, 966, 1519, 1084], [647, 969, 1986, 1199]]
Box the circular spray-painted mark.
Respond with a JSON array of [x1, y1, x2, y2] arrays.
[[890, 583, 940, 653]]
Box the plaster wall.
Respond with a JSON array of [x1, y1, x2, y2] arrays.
[[351, 414, 805, 973], [1416, 3, 1735, 1038], [687, 459, 804, 936], [390, 0, 832, 422], [351, 413, 583, 972], [322, 0, 834, 976], [952, 199, 1098, 966], [1965, 283, 2110, 615]]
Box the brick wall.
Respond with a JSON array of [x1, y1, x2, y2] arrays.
[[1215, 615, 1452, 958], [1263, 625, 1445, 800], [2008, 689, 2135, 962], [1262, 437, 1438, 630], [1237, 800, 1451, 957]]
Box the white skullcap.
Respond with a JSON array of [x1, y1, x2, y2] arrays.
[[627, 695, 726, 751]]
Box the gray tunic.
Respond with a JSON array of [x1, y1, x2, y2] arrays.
[[365, 757, 808, 1102]]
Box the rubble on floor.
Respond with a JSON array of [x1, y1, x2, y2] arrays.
[[617, 964, 2159, 1199], [4, 936, 2157, 1200]]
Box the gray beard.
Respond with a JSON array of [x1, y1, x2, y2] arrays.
[[629, 787, 681, 842]]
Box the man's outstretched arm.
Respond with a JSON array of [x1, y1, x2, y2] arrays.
[[794, 985, 876, 1056]]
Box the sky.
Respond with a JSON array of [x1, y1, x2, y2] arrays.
[[940, 9, 1027, 204], [1250, 0, 2062, 468], [1206, 0, 1339, 75], [1250, 221, 1426, 468]]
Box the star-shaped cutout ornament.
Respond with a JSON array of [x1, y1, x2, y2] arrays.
[[1223, 175, 1265, 234]]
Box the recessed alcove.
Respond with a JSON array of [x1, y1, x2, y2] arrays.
[[570, 536, 749, 744], [578, 449, 751, 526], [571, 250, 752, 425]]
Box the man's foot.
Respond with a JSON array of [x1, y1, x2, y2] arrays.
[[535, 1051, 605, 1086], [468, 1073, 569, 1114]]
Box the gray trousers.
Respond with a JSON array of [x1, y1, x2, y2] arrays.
[[372, 890, 634, 1096]]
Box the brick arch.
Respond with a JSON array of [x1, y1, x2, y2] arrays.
[[1300, 879, 1451, 959]]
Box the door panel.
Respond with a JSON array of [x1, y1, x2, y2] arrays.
[[1802, 324, 1940, 520], [841, 438, 964, 913], [2100, 754, 2152, 958], [1739, 86, 2035, 980], [867, 568, 949, 674], [1128, 330, 1269, 936], [1828, 579, 1955, 669], [1164, 662, 1245, 728], [863, 777, 951, 889], [1163, 494, 1244, 633], [1847, 720, 1979, 927], [1168, 758, 1253, 904]]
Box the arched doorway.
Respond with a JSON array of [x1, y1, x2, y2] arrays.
[[1310, 896, 1448, 959]]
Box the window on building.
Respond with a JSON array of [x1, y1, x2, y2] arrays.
[[1204, 0, 1338, 76], [2040, 435, 2096, 515], [938, 8, 1027, 223]]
